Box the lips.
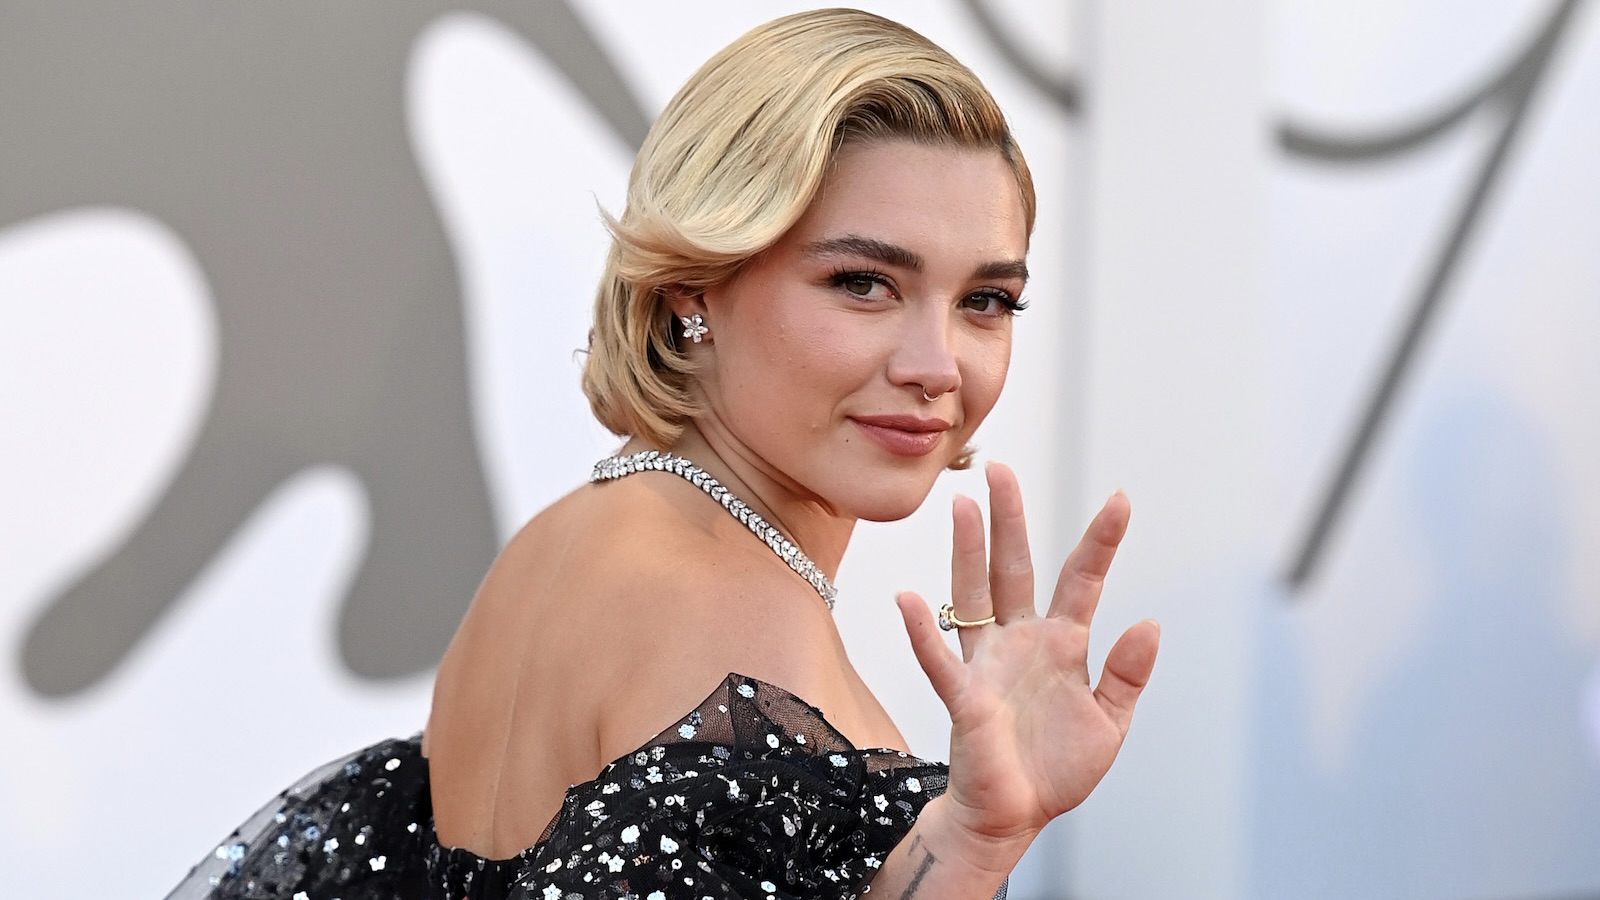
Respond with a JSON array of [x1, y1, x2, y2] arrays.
[[850, 414, 952, 457]]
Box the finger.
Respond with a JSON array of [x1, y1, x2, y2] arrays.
[[896, 591, 965, 709], [1047, 490, 1131, 626], [949, 494, 992, 660], [1094, 618, 1160, 734], [985, 462, 1036, 625]]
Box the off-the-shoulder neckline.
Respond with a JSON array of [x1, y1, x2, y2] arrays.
[[424, 672, 942, 865]]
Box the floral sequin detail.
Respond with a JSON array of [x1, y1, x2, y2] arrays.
[[167, 675, 949, 900]]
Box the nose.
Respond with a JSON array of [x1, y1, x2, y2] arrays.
[[887, 305, 960, 401]]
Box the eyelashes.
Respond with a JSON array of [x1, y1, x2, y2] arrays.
[[827, 268, 1026, 316], [966, 288, 1029, 315]]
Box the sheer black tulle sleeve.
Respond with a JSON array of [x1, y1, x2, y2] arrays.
[[167, 738, 433, 899], [502, 675, 948, 900]]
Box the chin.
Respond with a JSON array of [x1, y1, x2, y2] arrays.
[[838, 478, 939, 523]]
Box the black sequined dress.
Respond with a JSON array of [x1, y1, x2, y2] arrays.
[[168, 675, 958, 900]]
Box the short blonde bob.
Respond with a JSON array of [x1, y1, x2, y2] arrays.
[[581, 8, 1036, 449]]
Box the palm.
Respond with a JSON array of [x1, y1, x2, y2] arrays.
[[897, 463, 1159, 840]]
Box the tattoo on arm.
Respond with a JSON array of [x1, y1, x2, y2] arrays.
[[898, 834, 937, 900]]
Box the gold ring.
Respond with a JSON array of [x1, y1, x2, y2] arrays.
[[938, 602, 996, 631]]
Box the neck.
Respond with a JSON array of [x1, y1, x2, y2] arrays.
[[622, 424, 856, 580]]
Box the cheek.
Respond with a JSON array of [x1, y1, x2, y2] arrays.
[[962, 338, 1012, 419], [720, 314, 851, 427], [776, 313, 878, 383]]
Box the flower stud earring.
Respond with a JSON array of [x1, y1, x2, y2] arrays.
[[679, 313, 708, 344]]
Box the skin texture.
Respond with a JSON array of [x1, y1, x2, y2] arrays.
[[423, 140, 1160, 893]]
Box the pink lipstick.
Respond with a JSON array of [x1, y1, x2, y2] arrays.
[[850, 414, 952, 457]]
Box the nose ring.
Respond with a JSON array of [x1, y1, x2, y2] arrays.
[[921, 389, 939, 403]]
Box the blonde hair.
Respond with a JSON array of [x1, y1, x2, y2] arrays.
[[582, 8, 1036, 448]]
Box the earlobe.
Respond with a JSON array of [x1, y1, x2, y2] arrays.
[[662, 288, 711, 348]]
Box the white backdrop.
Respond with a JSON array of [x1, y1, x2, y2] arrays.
[[2, 2, 1597, 898]]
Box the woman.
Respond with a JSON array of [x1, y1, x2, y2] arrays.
[[170, 9, 1159, 899]]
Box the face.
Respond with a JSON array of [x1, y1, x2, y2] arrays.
[[683, 139, 1030, 521]]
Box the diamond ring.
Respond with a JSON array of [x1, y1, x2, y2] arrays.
[[938, 603, 997, 631]]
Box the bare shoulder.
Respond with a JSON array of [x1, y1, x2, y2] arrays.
[[541, 474, 852, 761], [432, 471, 855, 759]]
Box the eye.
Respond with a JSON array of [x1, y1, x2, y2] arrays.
[[961, 289, 1028, 316], [829, 269, 895, 300], [841, 274, 876, 296]]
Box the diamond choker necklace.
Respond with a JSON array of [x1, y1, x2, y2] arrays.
[[590, 450, 838, 608]]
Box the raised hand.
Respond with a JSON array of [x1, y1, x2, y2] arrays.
[[896, 461, 1160, 843]]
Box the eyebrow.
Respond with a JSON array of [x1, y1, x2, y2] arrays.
[[803, 234, 1029, 284], [804, 235, 922, 270]]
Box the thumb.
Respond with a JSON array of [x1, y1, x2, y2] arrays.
[[1095, 618, 1160, 733]]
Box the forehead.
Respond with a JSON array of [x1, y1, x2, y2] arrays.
[[785, 140, 1029, 260]]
